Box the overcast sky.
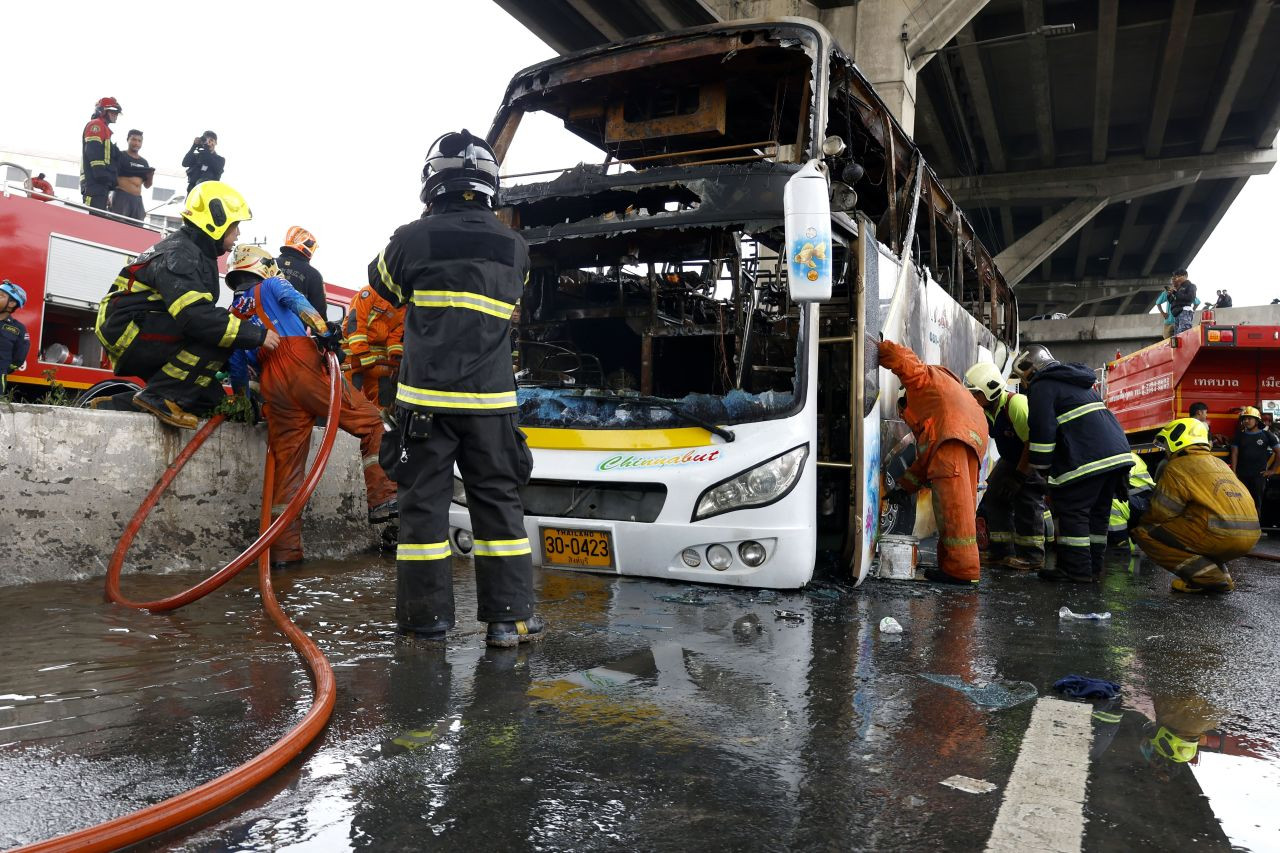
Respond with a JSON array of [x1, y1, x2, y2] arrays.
[[4, 1, 1275, 308]]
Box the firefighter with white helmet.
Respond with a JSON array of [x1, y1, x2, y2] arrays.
[[1132, 417, 1260, 593], [963, 360, 1047, 571]]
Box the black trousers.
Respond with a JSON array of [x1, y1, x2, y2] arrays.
[[1239, 472, 1266, 513], [978, 457, 1047, 563], [394, 411, 535, 632], [1050, 468, 1128, 579], [82, 183, 111, 212], [110, 311, 230, 412]]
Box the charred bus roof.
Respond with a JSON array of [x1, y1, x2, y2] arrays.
[[487, 19, 1015, 345]]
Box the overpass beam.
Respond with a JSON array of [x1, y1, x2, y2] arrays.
[[995, 198, 1110, 286], [944, 147, 1278, 205]]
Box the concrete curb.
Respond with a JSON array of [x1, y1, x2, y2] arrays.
[[0, 403, 380, 586]]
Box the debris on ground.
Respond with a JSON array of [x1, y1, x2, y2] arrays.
[[879, 617, 903, 634], [919, 674, 1038, 709], [655, 593, 710, 607], [774, 609, 805, 622], [940, 775, 998, 794], [1058, 607, 1111, 621], [1052, 675, 1121, 699], [805, 583, 842, 600]]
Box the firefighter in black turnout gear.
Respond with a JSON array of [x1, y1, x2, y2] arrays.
[[1015, 345, 1133, 583], [370, 129, 544, 648], [94, 181, 278, 428]]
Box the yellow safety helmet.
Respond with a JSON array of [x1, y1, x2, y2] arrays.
[[226, 245, 278, 289], [1239, 406, 1262, 420], [1146, 725, 1199, 764], [182, 181, 251, 241], [963, 362, 1005, 402], [1154, 417, 1210, 455]]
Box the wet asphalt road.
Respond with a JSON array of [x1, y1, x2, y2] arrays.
[[1, 548, 1278, 852]]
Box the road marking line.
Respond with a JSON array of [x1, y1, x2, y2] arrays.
[[985, 696, 1093, 853]]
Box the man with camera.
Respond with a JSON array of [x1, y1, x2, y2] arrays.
[[182, 131, 225, 192]]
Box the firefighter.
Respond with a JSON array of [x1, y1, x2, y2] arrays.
[[369, 129, 544, 646], [1015, 344, 1132, 583], [93, 181, 278, 428], [880, 340, 989, 585], [225, 246, 398, 569], [344, 284, 406, 408], [81, 97, 122, 211], [1108, 452, 1155, 551], [1132, 417, 1260, 593], [1, 280, 30, 395], [277, 227, 327, 317], [1229, 406, 1279, 512], [963, 361, 1047, 571]]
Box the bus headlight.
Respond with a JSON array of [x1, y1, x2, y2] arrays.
[[452, 476, 467, 506], [706, 544, 733, 570], [738, 541, 767, 567], [693, 445, 809, 521]]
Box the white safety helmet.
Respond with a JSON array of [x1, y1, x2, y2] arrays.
[[963, 362, 1005, 402]]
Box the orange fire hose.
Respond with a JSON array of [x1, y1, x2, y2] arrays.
[[17, 352, 343, 853]]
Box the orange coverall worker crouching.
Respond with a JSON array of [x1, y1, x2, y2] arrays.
[[226, 247, 398, 568], [879, 339, 990, 584], [344, 285, 405, 408]]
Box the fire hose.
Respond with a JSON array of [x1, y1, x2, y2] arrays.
[[16, 352, 343, 853]]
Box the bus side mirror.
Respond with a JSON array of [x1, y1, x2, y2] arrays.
[[784, 160, 833, 303]]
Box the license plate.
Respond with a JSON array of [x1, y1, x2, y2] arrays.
[[541, 527, 615, 569]]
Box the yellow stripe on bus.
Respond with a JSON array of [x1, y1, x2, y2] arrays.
[[520, 426, 715, 450]]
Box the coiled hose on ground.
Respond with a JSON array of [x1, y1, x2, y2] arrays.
[[16, 352, 343, 853]]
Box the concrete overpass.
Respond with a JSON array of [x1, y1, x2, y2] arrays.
[[492, 0, 1279, 318]]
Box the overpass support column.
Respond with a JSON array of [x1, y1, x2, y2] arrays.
[[995, 198, 1109, 286], [700, 0, 989, 134]]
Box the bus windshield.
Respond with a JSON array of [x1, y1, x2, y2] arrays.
[[495, 28, 827, 429]]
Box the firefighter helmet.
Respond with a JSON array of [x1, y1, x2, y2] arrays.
[[1239, 406, 1262, 420], [226, 245, 278, 290], [1012, 345, 1057, 380], [1, 279, 27, 309], [283, 226, 318, 258], [1143, 724, 1199, 765], [1154, 417, 1210, 455], [963, 362, 1005, 402], [181, 181, 251, 242], [421, 129, 500, 203], [95, 96, 123, 115]]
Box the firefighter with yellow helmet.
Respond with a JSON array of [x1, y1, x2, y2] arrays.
[[93, 181, 280, 427], [1131, 417, 1260, 593]]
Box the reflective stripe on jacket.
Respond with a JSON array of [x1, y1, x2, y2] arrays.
[[1026, 361, 1131, 486], [1140, 445, 1259, 544]]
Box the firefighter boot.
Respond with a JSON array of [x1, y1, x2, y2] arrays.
[[486, 614, 548, 648], [1171, 562, 1236, 594], [369, 497, 399, 524], [1000, 556, 1042, 572], [921, 566, 980, 587], [132, 390, 199, 430]]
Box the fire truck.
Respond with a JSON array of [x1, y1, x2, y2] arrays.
[[0, 183, 355, 401], [1104, 312, 1280, 530]]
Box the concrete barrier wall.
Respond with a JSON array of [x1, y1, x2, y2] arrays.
[[0, 404, 380, 586]]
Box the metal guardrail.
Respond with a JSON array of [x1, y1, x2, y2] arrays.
[[1, 178, 177, 236]]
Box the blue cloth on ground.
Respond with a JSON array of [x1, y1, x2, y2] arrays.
[[1053, 675, 1121, 699]]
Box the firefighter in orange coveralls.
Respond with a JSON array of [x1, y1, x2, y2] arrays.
[[880, 339, 990, 585], [225, 246, 399, 570], [344, 285, 405, 408], [1132, 417, 1260, 593]]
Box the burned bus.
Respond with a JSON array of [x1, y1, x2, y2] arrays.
[[447, 19, 1018, 587]]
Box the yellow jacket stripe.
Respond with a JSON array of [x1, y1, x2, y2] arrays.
[[376, 250, 403, 303], [1048, 452, 1133, 486], [1057, 402, 1107, 426], [412, 290, 516, 320], [218, 315, 243, 348], [167, 290, 213, 319], [396, 385, 517, 410]]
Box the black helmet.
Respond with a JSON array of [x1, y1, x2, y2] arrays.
[[420, 129, 500, 204]]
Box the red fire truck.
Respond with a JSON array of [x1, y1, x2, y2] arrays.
[[1104, 314, 1280, 530], [0, 187, 355, 401]]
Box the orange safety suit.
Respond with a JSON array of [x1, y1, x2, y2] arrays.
[[879, 340, 989, 581], [344, 285, 405, 408]]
